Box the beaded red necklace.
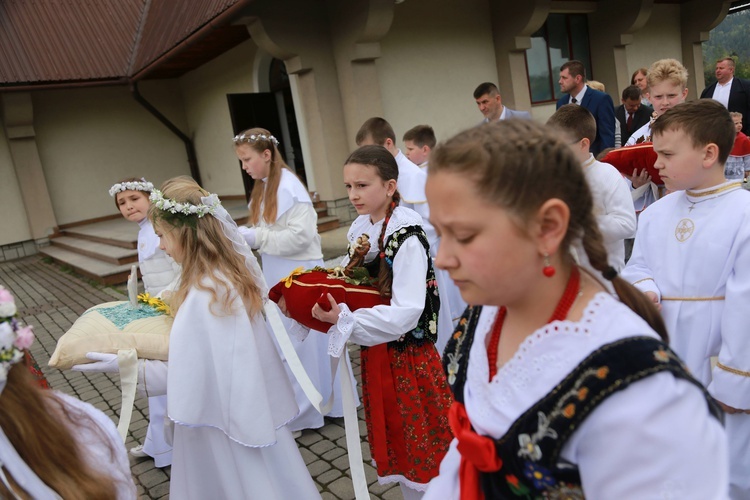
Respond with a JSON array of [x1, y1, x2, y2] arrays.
[[487, 266, 581, 380]]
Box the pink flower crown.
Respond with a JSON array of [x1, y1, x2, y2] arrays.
[[0, 285, 34, 392]]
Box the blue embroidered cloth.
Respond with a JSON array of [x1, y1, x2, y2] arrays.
[[84, 303, 163, 330]]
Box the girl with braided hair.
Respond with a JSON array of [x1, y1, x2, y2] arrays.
[[311, 145, 453, 499], [423, 120, 728, 499]]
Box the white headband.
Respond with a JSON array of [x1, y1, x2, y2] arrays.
[[109, 178, 155, 197], [233, 132, 280, 146]]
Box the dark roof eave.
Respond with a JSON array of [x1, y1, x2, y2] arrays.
[[0, 77, 131, 93]]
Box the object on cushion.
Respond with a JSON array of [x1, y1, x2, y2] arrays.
[[49, 301, 172, 370], [601, 142, 661, 184], [269, 269, 389, 332]]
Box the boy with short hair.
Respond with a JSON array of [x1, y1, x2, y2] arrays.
[[626, 58, 689, 146], [547, 105, 636, 271], [622, 99, 750, 499], [605, 59, 690, 214], [402, 124, 436, 171]]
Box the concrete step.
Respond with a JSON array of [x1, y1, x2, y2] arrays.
[[50, 236, 138, 265], [61, 219, 138, 249], [40, 245, 136, 286], [317, 215, 340, 233]]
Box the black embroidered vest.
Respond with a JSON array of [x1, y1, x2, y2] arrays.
[[443, 306, 723, 499], [363, 224, 440, 350]]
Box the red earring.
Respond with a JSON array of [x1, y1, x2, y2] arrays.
[[542, 253, 555, 278]]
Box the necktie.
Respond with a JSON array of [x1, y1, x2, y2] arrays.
[[571, 97, 578, 104], [627, 113, 633, 132]]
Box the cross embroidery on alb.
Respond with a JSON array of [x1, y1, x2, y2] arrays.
[[675, 219, 695, 242]]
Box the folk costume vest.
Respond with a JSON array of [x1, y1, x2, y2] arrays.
[[444, 306, 723, 499]]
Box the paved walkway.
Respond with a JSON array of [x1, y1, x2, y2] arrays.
[[1, 255, 403, 500]]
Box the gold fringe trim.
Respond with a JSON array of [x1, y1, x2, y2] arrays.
[[686, 182, 742, 198], [632, 277, 655, 286], [717, 362, 750, 378], [660, 296, 725, 302], [289, 280, 383, 295]]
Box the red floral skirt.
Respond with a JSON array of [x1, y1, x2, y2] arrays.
[[360, 341, 453, 484]]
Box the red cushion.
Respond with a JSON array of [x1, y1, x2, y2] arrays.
[[269, 270, 390, 332], [731, 132, 750, 157], [601, 143, 661, 184]]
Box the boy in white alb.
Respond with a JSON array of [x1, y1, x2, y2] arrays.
[[548, 105, 636, 271], [622, 100, 750, 499], [356, 118, 466, 350], [622, 59, 690, 211], [403, 124, 436, 172]]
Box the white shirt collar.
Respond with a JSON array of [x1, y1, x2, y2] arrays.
[[717, 77, 734, 88], [571, 85, 587, 104]]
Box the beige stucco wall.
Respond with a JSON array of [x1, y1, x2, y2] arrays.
[[179, 40, 260, 196], [32, 83, 190, 224], [626, 4, 683, 88], [377, 0, 499, 148], [0, 126, 32, 245]]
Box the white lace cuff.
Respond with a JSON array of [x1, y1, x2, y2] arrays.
[[328, 304, 355, 358], [287, 319, 311, 342]]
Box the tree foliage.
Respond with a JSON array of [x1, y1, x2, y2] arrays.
[[702, 10, 750, 85]]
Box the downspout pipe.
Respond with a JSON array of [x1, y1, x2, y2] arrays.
[[130, 81, 202, 185]]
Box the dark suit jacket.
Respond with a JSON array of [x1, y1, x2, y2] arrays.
[[701, 78, 750, 133], [557, 87, 615, 156], [616, 104, 653, 145]]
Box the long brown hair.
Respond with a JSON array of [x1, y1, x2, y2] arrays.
[[149, 176, 264, 316], [236, 127, 302, 226], [430, 120, 668, 341], [0, 363, 117, 499], [344, 145, 401, 298]]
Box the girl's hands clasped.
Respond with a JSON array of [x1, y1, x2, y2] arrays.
[[311, 293, 341, 325]]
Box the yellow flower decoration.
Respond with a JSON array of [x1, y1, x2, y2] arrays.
[[137, 292, 172, 316], [281, 267, 308, 288]]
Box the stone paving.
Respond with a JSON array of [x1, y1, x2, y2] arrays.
[[0, 255, 404, 500]]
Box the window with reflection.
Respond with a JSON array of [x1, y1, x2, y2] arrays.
[[525, 14, 592, 104]]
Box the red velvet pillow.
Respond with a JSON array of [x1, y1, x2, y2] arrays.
[[601, 143, 661, 184], [269, 270, 390, 332], [731, 132, 750, 157]]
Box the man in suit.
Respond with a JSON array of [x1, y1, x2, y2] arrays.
[[474, 82, 531, 123], [616, 85, 653, 146], [556, 60, 615, 156], [701, 57, 750, 134]]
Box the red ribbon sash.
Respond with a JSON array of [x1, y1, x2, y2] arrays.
[[449, 402, 503, 500]]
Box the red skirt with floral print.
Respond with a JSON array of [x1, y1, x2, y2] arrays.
[[360, 340, 453, 484]]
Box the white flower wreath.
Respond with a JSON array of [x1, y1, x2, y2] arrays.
[[233, 132, 280, 146], [109, 179, 155, 197], [149, 190, 221, 218]]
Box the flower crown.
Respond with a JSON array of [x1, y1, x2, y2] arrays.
[[0, 285, 34, 390], [149, 190, 221, 218], [233, 132, 279, 146], [109, 178, 155, 197]]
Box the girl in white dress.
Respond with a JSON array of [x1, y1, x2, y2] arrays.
[[143, 176, 319, 499], [423, 120, 728, 499], [234, 128, 353, 432], [108, 177, 177, 466], [0, 285, 135, 499]]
